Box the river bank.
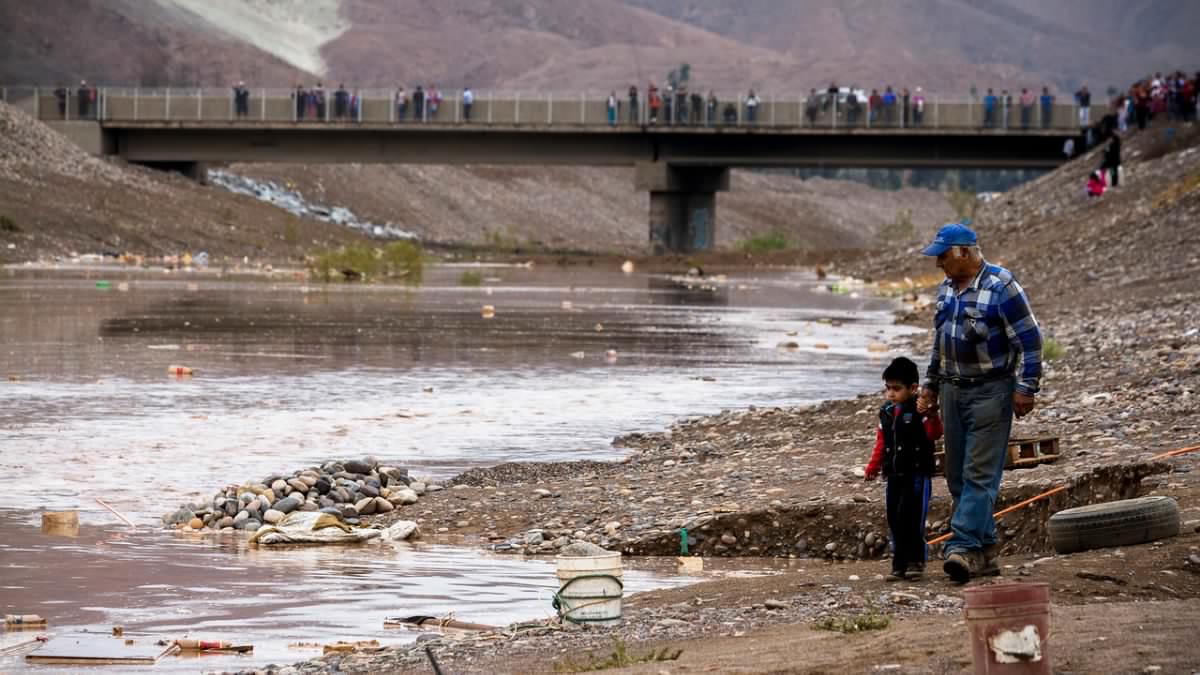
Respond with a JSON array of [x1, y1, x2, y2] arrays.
[[267, 123, 1200, 673]]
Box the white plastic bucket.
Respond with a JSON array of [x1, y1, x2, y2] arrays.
[[554, 551, 623, 624]]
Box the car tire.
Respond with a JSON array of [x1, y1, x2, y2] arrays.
[[1047, 496, 1180, 555]]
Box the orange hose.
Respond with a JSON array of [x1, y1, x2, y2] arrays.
[[926, 442, 1199, 546]]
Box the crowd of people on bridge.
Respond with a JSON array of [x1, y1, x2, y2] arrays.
[[42, 71, 1200, 132]]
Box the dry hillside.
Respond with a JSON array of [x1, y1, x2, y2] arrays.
[[0, 102, 354, 264], [3, 0, 1194, 93]]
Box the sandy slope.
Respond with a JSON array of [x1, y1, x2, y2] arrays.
[[153, 0, 349, 75]]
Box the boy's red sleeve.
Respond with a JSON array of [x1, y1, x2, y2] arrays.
[[865, 426, 884, 475], [924, 413, 944, 441]]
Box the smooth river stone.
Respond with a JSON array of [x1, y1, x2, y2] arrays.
[[344, 459, 374, 475], [373, 497, 394, 513], [274, 496, 302, 514], [287, 479, 309, 494], [263, 509, 285, 524], [354, 497, 376, 515]]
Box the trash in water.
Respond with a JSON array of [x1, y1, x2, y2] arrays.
[[95, 280, 111, 290], [384, 616, 497, 632], [570, 351, 586, 359], [561, 300, 573, 310], [249, 511, 419, 546], [5, 614, 47, 628], [621, 260, 635, 274], [594, 323, 604, 332], [174, 639, 253, 653], [323, 639, 381, 654], [41, 511, 79, 538], [167, 365, 195, 377], [25, 635, 179, 665], [481, 305, 496, 319]]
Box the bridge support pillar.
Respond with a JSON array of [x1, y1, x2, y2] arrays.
[[636, 162, 729, 254]]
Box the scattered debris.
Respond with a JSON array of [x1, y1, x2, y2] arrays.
[[25, 635, 179, 665]]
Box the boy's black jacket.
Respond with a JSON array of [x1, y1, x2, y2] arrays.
[[879, 399, 936, 476]]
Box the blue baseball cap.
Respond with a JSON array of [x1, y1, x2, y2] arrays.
[[922, 221, 978, 256]]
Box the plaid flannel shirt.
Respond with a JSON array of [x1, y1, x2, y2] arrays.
[[926, 261, 1043, 395]]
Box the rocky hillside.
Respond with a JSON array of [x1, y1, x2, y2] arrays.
[[0, 102, 354, 264], [3, 0, 1193, 92], [854, 122, 1200, 310]]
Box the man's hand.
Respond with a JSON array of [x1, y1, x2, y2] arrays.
[[917, 386, 938, 414], [1013, 391, 1036, 418]]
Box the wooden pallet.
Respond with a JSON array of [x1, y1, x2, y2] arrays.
[[933, 435, 1060, 475]]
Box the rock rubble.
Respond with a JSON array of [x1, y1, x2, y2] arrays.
[[163, 458, 439, 533]]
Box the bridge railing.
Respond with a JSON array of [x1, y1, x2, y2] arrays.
[[6, 86, 1105, 132]]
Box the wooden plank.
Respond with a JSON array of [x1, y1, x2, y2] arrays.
[[26, 635, 178, 665]]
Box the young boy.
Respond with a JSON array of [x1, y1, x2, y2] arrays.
[[864, 357, 943, 581]]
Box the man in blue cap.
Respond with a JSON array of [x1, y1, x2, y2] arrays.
[[917, 221, 1043, 583]]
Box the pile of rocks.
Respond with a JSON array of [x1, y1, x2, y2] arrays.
[[162, 458, 441, 532]]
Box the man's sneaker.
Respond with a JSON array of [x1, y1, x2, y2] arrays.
[[886, 569, 906, 582], [980, 545, 1001, 577], [943, 551, 974, 584], [906, 562, 925, 581]]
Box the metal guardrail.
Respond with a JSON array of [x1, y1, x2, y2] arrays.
[[1, 86, 1105, 132]]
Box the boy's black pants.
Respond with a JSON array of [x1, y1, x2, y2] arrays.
[[886, 473, 932, 572]]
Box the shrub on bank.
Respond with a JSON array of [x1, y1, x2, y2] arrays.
[[308, 240, 424, 284], [739, 230, 789, 253]]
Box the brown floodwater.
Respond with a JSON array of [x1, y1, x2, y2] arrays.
[[0, 262, 915, 672]]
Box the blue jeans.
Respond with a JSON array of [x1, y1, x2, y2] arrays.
[[941, 377, 1014, 555]]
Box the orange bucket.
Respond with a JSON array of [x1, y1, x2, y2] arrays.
[[963, 582, 1051, 674]]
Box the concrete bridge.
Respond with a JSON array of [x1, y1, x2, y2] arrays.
[[5, 87, 1100, 253]]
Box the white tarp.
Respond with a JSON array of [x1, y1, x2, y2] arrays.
[[249, 511, 419, 546]]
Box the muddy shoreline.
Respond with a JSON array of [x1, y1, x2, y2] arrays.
[[253, 276, 1200, 674]]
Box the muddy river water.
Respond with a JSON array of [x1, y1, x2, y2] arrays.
[[0, 263, 915, 672]]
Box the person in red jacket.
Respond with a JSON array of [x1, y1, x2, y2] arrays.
[[865, 357, 944, 581]]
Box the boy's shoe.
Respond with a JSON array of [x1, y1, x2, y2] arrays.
[[905, 562, 925, 581], [943, 551, 975, 584], [886, 569, 907, 582]]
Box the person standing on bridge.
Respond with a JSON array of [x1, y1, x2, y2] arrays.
[[882, 86, 897, 126], [462, 87, 475, 122], [334, 84, 349, 120], [745, 89, 760, 124], [983, 89, 997, 128], [395, 86, 408, 121], [628, 85, 639, 124], [294, 84, 307, 120], [1019, 88, 1035, 130], [607, 91, 618, 126], [428, 85, 442, 120], [1039, 87, 1054, 128], [77, 80, 92, 119], [233, 81, 249, 119], [917, 222, 1043, 583], [54, 85, 67, 119], [1076, 85, 1091, 127], [413, 86, 425, 122], [648, 83, 660, 124], [805, 89, 820, 126], [912, 87, 925, 127], [706, 91, 718, 126], [314, 82, 326, 121]]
